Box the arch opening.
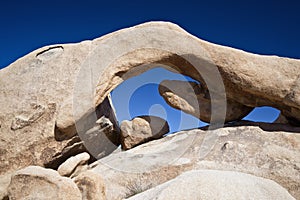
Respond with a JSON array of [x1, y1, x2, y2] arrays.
[[242, 106, 281, 123], [73, 46, 227, 162], [110, 67, 208, 134]]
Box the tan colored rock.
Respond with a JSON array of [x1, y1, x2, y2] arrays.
[[58, 152, 90, 177], [0, 41, 90, 175], [87, 125, 300, 199], [1, 21, 300, 175], [7, 166, 82, 200], [159, 80, 253, 123], [74, 170, 106, 200], [55, 94, 120, 142], [120, 116, 169, 150], [126, 170, 295, 200], [44, 136, 87, 170], [55, 98, 78, 140], [11, 104, 46, 130], [0, 173, 11, 200]]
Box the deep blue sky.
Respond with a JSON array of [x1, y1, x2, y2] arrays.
[[1, 0, 300, 68], [1, 0, 299, 132]]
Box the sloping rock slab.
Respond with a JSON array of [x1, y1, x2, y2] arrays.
[[87, 125, 300, 199], [127, 170, 295, 200]]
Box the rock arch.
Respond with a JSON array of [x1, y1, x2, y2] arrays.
[[1, 21, 300, 175], [70, 21, 300, 140]]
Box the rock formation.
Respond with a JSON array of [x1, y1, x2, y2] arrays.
[[57, 152, 90, 177], [74, 170, 106, 200], [159, 80, 254, 123], [120, 116, 169, 150], [0, 21, 299, 199], [85, 126, 300, 199], [126, 170, 295, 200], [7, 166, 82, 200]]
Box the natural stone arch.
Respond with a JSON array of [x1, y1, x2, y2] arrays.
[[73, 22, 228, 131], [71, 23, 229, 161], [71, 22, 300, 133], [94, 48, 203, 106], [2, 21, 300, 175], [69, 21, 300, 160]]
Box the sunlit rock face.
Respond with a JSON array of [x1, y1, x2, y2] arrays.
[[87, 126, 300, 199], [120, 115, 169, 150], [158, 80, 254, 123], [0, 21, 299, 199], [8, 166, 82, 200], [126, 170, 296, 200]]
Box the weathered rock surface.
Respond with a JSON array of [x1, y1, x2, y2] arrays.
[[44, 136, 87, 170], [0, 173, 11, 200], [127, 170, 295, 200], [57, 152, 90, 177], [159, 80, 253, 123], [7, 166, 82, 200], [55, 94, 120, 142], [86, 125, 300, 199], [74, 170, 106, 200], [120, 116, 169, 150], [1, 21, 300, 175]]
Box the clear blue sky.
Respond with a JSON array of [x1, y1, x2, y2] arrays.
[[1, 0, 299, 132]]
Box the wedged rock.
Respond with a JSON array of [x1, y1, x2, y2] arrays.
[[126, 170, 295, 200], [57, 152, 90, 177], [1, 21, 300, 174], [55, 94, 120, 142], [7, 166, 82, 200], [74, 170, 106, 200], [120, 116, 169, 150], [80, 115, 120, 159], [44, 136, 87, 170], [159, 80, 253, 123], [87, 125, 300, 199]]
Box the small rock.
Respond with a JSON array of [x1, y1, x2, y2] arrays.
[[74, 170, 106, 200], [58, 152, 90, 177], [120, 116, 169, 150], [8, 166, 82, 200], [126, 170, 295, 200]]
